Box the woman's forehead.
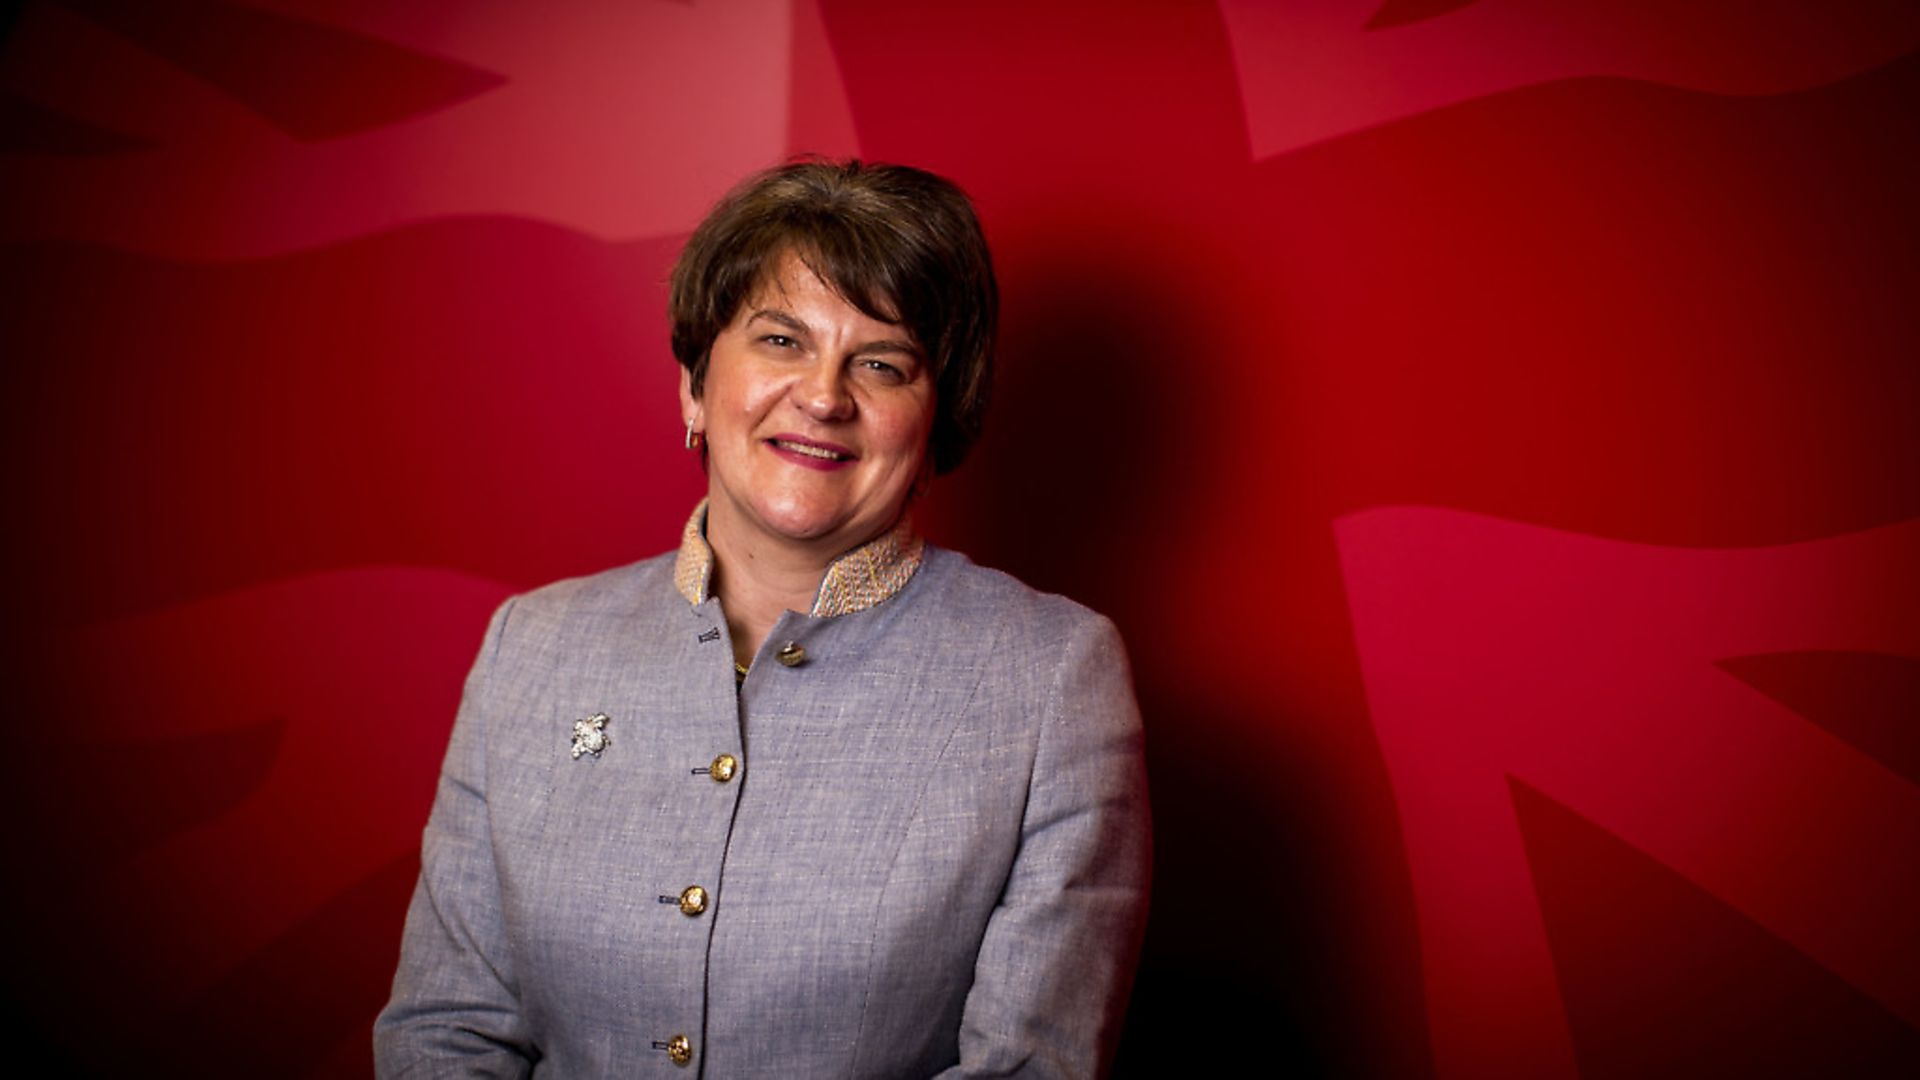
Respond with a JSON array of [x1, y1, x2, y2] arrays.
[[739, 248, 905, 329]]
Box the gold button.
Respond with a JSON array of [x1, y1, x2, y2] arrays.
[[678, 885, 708, 916], [708, 753, 738, 783], [667, 1033, 692, 1066], [776, 641, 806, 667]]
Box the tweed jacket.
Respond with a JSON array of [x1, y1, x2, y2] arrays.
[[374, 538, 1151, 1078]]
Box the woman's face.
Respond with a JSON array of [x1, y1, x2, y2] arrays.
[[683, 250, 936, 561]]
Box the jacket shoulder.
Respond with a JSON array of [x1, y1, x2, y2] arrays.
[[912, 547, 1118, 650], [509, 550, 680, 620], [482, 551, 687, 665]]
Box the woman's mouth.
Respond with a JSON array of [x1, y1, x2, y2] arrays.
[[767, 436, 855, 467]]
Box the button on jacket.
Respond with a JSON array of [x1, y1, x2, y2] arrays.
[[374, 542, 1152, 1078]]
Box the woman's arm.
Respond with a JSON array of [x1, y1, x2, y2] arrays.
[[938, 614, 1153, 1079], [374, 599, 537, 1079]]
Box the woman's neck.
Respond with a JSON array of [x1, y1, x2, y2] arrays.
[[705, 516, 836, 669]]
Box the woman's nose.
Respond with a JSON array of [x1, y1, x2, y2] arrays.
[[794, 359, 855, 420]]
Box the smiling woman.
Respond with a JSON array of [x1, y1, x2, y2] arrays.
[[688, 252, 940, 666], [374, 160, 1151, 1079]]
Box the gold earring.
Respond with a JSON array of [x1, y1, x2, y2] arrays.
[[684, 421, 702, 451]]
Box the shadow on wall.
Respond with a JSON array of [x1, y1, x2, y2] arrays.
[[921, 237, 1352, 1074], [923, 230, 1214, 622], [1115, 690, 1338, 1078]]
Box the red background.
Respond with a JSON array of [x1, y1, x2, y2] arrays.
[[3, 1, 1916, 1076]]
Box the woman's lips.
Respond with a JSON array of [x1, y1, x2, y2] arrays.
[[766, 435, 855, 469]]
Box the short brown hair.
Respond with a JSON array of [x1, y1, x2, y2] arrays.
[[669, 159, 997, 475]]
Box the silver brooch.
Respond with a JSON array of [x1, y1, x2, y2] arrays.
[[571, 712, 611, 759]]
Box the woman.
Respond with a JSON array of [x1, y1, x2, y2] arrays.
[[375, 160, 1151, 1078]]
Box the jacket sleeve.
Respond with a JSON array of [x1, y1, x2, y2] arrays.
[[937, 614, 1153, 1079], [374, 598, 537, 1079]]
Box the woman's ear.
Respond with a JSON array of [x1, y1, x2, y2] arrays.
[[678, 364, 702, 429]]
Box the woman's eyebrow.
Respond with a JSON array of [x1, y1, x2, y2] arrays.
[[859, 338, 921, 357], [745, 308, 810, 334]]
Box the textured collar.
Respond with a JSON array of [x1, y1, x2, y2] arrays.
[[672, 500, 925, 618]]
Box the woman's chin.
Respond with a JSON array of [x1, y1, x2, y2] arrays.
[[708, 473, 906, 554], [738, 501, 863, 548]]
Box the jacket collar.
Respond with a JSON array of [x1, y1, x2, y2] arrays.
[[672, 500, 925, 618]]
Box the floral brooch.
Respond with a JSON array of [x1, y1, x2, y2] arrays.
[[570, 712, 611, 759]]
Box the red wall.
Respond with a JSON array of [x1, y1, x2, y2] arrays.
[[3, 2, 1916, 1076]]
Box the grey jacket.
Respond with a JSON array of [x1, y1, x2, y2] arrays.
[[374, 544, 1151, 1078]]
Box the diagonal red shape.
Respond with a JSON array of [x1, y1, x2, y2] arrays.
[[1511, 777, 1920, 1078], [1336, 508, 1920, 1078], [1219, 0, 1920, 158], [1716, 651, 1920, 787], [51, 0, 504, 141]]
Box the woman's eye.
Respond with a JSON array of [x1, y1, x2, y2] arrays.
[[860, 358, 906, 380], [761, 334, 798, 349]]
